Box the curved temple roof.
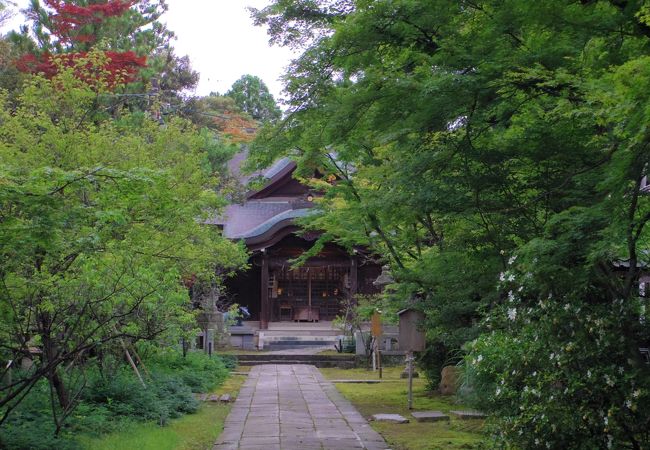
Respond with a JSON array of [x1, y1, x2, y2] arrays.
[[209, 150, 315, 248], [231, 208, 313, 240]]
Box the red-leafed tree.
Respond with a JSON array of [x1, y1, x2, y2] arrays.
[[42, 0, 137, 46], [13, 1, 152, 87], [16, 49, 146, 87], [10, 0, 197, 94]]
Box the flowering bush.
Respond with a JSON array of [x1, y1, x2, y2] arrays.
[[465, 250, 650, 448]]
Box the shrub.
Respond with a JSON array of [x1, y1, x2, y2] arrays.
[[0, 419, 80, 450], [465, 248, 650, 449], [219, 354, 238, 370], [147, 349, 229, 393], [0, 348, 230, 448], [0, 380, 80, 450], [84, 366, 200, 425], [417, 340, 450, 391]]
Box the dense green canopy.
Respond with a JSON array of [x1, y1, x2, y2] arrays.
[[0, 59, 246, 430], [250, 0, 650, 447]]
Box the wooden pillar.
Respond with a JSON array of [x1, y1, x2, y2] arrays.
[[260, 253, 270, 330], [349, 255, 358, 301], [307, 269, 312, 321]]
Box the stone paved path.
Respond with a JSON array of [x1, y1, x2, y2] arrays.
[[213, 364, 389, 450]]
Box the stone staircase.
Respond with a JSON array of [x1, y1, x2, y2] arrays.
[[259, 322, 343, 351], [233, 353, 356, 368]]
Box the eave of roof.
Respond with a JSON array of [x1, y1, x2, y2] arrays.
[[231, 208, 313, 240]]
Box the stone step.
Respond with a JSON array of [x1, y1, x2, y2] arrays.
[[267, 321, 336, 330], [231, 353, 355, 363], [237, 359, 355, 368], [263, 335, 338, 345], [261, 329, 342, 337], [230, 350, 357, 368]]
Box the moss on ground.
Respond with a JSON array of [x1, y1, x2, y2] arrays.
[[320, 367, 485, 450], [78, 372, 247, 450]]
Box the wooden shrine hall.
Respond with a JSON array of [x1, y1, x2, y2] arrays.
[[208, 152, 381, 330]]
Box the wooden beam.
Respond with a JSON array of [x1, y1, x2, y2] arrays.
[[267, 256, 351, 268], [260, 253, 270, 330]]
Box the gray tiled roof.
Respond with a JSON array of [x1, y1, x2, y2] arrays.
[[227, 147, 293, 186], [208, 151, 310, 242], [232, 208, 313, 239], [208, 201, 293, 238]]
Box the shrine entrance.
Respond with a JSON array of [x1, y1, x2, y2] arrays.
[[225, 234, 382, 330], [270, 266, 348, 323]]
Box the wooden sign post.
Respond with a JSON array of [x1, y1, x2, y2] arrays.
[[371, 311, 383, 379], [398, 308, 426, 409]]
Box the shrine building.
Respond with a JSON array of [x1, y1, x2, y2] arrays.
[[208, 152, 381, 348]]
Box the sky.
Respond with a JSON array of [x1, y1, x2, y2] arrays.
[[2, 0, 296, 101]]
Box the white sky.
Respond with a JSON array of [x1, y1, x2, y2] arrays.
[[2, 0, 296, 101]]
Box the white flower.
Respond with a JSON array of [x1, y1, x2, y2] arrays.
[[476, 354, 483, 363], [587, 370, 592, 378], [499, 272, 506, 282], [618, 366, 624, 374], [507, 274, 515, 282], [508, 255, 517, 265], [625, 400, 632, 408], [632, 389, 641, 398], [507, 308, 517, 321], [532, 371, 537, 377], [496, 387, 501, 396], [535, 439, 540, 445], [549, 353, 555, 360], [508, 291, 515, 302]]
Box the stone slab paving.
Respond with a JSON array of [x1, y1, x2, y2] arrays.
[[411, 411, 449, 422], [449, 410, 486, 420], [213, 364, 389, 450], [370, 414, 409, 424]]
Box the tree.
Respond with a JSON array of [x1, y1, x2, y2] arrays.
[[250, 1, 650, 447], [11, 0, 198, 98], [249, 0, 354, 48], [226, 74, 282, 123], [0, 60, 247, 433]]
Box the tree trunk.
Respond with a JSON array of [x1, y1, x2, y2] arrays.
[[39, 314, 70, 411], [49, 368, 69, 412]]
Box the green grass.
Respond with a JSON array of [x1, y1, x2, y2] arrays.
[[78, 372, 247, 450], [320, 367, 485, 450]]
